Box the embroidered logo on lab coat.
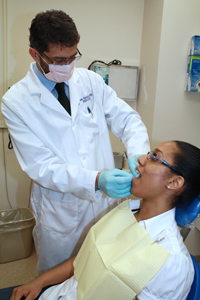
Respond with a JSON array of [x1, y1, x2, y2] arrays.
[[79, 93, 93, 103]]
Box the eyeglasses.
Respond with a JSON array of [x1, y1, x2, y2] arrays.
[[147, 151, 179, 174], [38, 49, 82, 66]]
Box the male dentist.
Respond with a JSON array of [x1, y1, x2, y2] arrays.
[[1, 9, 150, 275]]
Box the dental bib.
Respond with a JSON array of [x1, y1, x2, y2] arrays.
[[74, 201, 170, 300]]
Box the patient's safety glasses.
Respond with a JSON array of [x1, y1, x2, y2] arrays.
[[147, 151, 180, 174]]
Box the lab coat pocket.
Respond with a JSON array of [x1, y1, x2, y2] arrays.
[[40, 193, 78, 234], [79, 107, 99, 142]]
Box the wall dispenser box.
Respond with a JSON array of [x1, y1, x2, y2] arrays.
[[0, 208, 35, 263], [185, 73, 200, 92], [186, 36, 200, 92], [91, 64, 139, 104], [187, 55, 200, 73], [189, 35, 200, 56]]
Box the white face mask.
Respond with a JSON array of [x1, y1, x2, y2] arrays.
[[38, 51, 81, 82], [40, 60, 76, 83]]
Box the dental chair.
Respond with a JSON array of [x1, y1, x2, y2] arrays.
[[175, 193, 200, 300], [186, 254, 200, 300]]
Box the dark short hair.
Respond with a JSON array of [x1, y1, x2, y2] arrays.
[[29, 10, 80, 52], [172, 141, 200, 207]]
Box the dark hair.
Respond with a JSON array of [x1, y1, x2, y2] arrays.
[[172, 141, 200, 207], [29, 10, 80, 52]]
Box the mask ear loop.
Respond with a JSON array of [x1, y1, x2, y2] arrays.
[[38, 63, 47, 77], [37, 52, 50, 76]]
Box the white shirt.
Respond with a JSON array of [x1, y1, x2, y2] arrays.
[[39, 203, 194, 300], [135, 207, 194, 300]]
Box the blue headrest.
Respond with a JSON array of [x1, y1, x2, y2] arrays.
[[175, 193, 200, 227]]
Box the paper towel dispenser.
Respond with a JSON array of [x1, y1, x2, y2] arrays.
[[91, 63, 139, 101]]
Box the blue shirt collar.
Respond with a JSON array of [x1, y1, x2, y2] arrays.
[[32, 62, 69, 91], [33, 62, 56, 92]]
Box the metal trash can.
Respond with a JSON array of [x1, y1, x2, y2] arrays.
[[0, 208, 35, 263]]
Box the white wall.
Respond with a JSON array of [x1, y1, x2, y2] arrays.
[[152, 0, 200, 149], [138, 0, 200, 150], [137, 0, 164, 142], [5, 0, 144, 87], [0, 1, 7, 209], [0, 0, 145, 209]]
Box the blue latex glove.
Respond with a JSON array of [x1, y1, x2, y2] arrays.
[[128, 154, 144, 177], [98, 169, 134, 199]]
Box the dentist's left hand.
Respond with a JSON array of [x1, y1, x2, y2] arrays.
[[97, 169, 134, 199], [128, 154, 144, 177]]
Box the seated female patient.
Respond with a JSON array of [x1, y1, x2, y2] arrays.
[[10, 140, 200, 300]]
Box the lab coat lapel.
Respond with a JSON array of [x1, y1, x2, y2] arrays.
[[68, 70, 81, 122], [40, 85, 70, 116], [27, 64, 71, 117]]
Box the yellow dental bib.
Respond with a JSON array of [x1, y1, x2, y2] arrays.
[[74, 201, 170, 300]]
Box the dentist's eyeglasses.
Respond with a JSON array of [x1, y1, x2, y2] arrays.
[[147, 151, 180, 175], [38, 49, 82, 66]]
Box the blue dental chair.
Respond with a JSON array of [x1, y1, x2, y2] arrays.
[[175, 194, 200, 300]]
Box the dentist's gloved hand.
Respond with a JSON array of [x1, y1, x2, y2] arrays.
[[128, 154, 144, 177], [98, 169, 134, 199]]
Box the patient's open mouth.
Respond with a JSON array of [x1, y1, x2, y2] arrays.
[[135, 171, 141, 179]]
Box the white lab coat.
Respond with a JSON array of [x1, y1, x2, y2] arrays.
[[1, 63, 150, 274]]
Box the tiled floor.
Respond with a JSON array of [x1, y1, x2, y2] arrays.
[[0, 245, 38, 289]]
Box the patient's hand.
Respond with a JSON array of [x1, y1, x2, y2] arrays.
[[10, 256, 76, 300], [10, 280, 42, 300]]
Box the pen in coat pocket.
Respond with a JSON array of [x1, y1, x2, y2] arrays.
[[87, 106, 93, 118]]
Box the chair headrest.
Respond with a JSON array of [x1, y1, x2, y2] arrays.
[[175, 194, 200, 227]]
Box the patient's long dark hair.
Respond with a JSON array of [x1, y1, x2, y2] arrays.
[[172, 141, 200, 207]]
